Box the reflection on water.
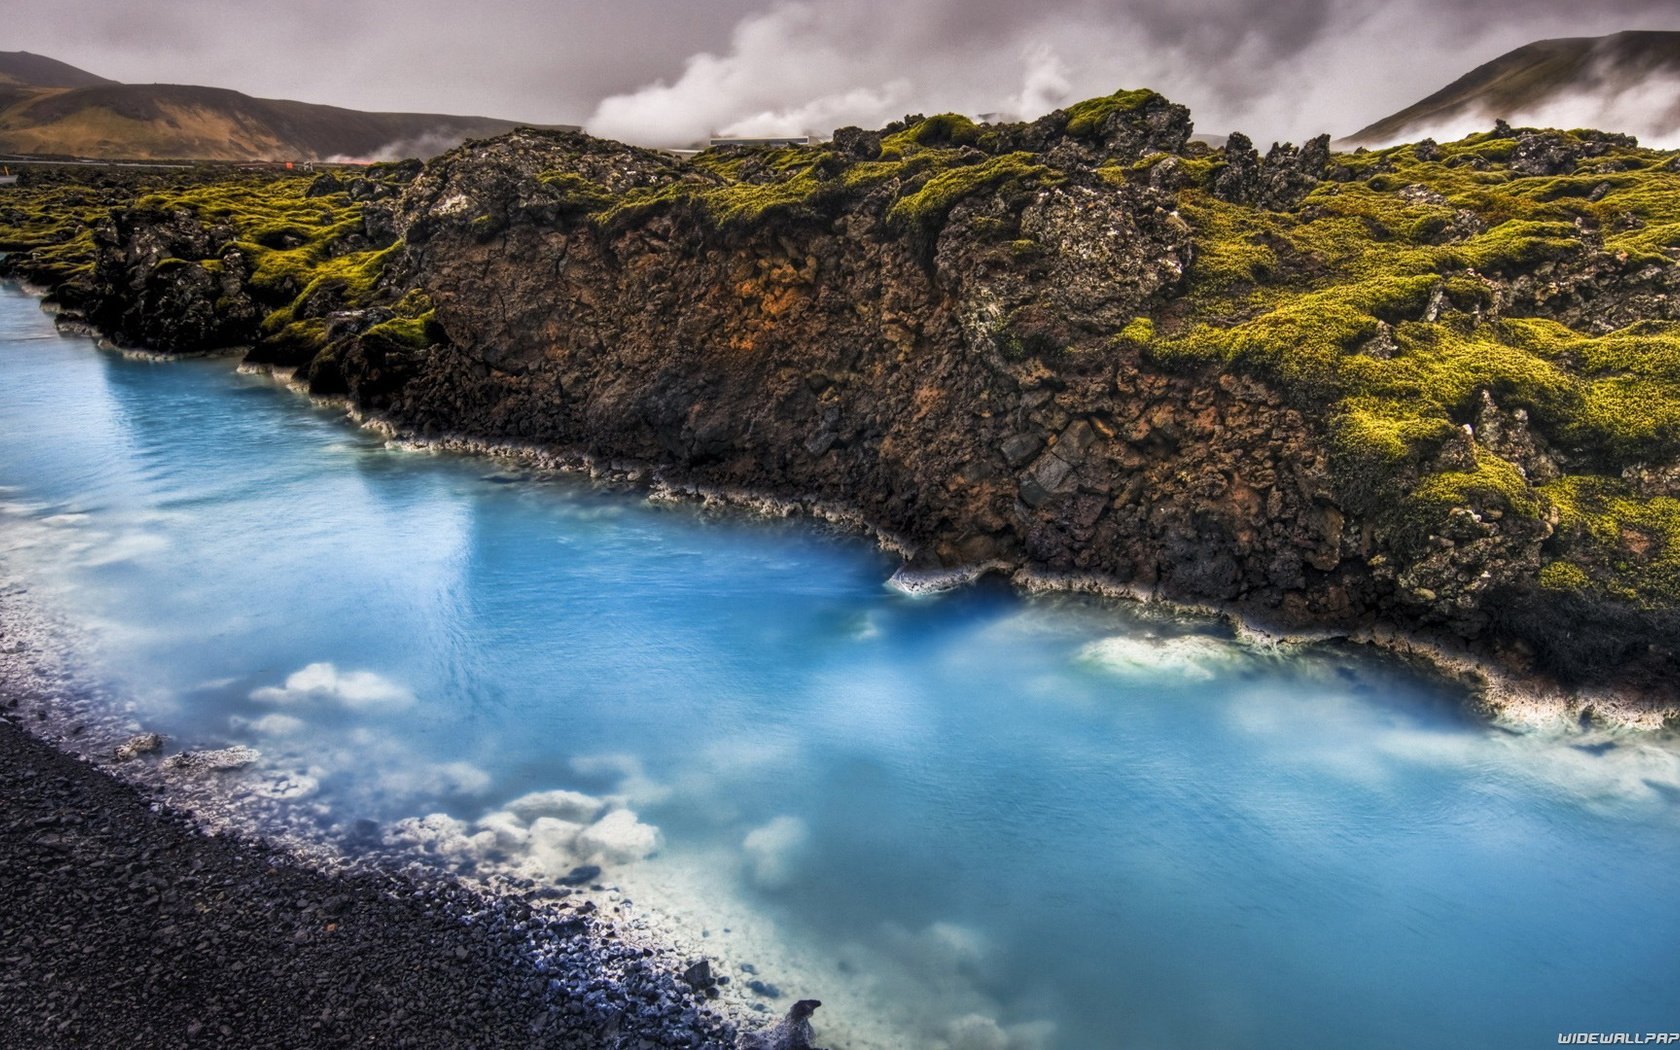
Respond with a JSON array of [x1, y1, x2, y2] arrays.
[[2, 287, 1677, 1050]]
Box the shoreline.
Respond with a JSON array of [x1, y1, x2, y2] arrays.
[[13, 274, 1676, 732], [285, 363, 1678, 734], [0, 655, 747, 1049], [0, 549, 773, 1049], [0, 290, 822, 1048]]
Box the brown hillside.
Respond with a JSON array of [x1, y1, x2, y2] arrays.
[[1348, 30, 1680, 144], [0, 54, 566, 162]]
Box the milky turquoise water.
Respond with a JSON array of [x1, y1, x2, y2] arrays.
[[2, 284, 1677, 1050]]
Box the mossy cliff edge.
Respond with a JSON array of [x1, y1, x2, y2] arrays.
[[4, 91, 1679, 719]]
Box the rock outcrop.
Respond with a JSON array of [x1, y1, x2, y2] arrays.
[[739, 1000, 825, 1050], [4, 94, 1679, 712]]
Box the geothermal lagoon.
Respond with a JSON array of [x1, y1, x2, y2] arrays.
[[2, 285, 1677, 1049]]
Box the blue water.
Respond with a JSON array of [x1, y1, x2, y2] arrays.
[[1, 283, 1677, 1049]]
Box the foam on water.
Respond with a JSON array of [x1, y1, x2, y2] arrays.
[[3, 284, 1679, 1049]]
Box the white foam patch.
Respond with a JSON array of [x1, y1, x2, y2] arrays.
[[576, 808, 663, 864], [527, 817, 589, 870], [384, 813, 496, 861], [473, 810, 533, 851], [1221, 682, 1680, 821], [505, 788, 605, 824], [232, 712, 308, 736], [1376, 725, 1680, 815], [250, 662, 416, 710], [386, 785, 662, 881], [877, 920, 989, 981], [1078, 634, 1246, 682], [245, 769, 321, 800], [742, 815, 809, 889]]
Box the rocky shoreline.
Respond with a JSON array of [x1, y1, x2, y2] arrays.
[[0, 702, 778, 1049], [307, 360, 1680, 732], [11, 262, 1672, 732], [0, 561, 823, 1049], [6, 96, 1678, 722]]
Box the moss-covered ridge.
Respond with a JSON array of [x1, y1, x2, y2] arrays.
[[3, 92, 1679, 691], [0, 163, 438, 380], [458, 111, 1680, 624], [484, 88, 1191, 239], [1132, 127, 1680, 619]]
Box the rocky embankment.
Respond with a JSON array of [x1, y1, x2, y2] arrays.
[[3, 91, 1679, 720], [0, 685, 840, 1049]]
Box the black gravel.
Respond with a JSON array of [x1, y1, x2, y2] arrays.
[[0, 710, 741, 1049]]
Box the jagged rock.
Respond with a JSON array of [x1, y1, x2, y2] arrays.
[[305, 172, 343, 198], [80, 208, 263, 352], [1148, 155, 1188, 192], [1511, 131, 1580, 177], [1209, 132, 1330, 210], [680, 959, 714, 992], [1210, 132, 1263, 205], [1473, 390, 1559, 484], [829, 126, 881, 161], [345, 178, 396, 203], [740, 1000, 825, 1050], [10, 97, 1680, 699], [113, 732, 163, 761], [999, 432, 1043, 467]]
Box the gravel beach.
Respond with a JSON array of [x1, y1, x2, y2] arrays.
[[0, 703, 748, 1049]]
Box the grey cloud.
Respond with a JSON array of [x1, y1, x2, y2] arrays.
[[8, 0, 1680, 147]]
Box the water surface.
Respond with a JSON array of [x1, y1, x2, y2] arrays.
[[1, 285, 1676, 1049]]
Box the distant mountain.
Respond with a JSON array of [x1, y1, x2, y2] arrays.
[[0, 51, 116, 90], [1348, 30, 1680, 146], [0, 51, 568, 162]]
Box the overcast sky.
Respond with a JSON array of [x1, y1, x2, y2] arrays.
[[10, 0, 1680, 146]]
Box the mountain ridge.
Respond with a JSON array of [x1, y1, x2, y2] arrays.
[[0, 50, 568, 162], [1350, 30, 1680, 145]]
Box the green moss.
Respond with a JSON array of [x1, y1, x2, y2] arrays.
[[1540, 476, 1680, 606], [1447, 219, 1583, 271], [1147, 125, 1680, 609], [1539, 560, 1591, 592], [880, 113, 982, 158], [1410, 445, 1540, 518], [361, 289, 440, 350], [886, 152, 1060, 231], [705, 162, 835, 226], [362, 311, 438, 350], [1061, 89, 1163, 138], [1119, 316, 1155, 344]]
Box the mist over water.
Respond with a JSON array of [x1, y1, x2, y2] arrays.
[[1, 284, 1677, 1049]]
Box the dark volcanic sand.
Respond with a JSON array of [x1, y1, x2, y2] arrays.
[[0, 707, 740, 1049]]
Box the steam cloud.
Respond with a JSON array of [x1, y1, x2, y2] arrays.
[[1381, 59, 1680, 148], [9, 0, 1680, 148], [584, 0, 1680, 147]]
